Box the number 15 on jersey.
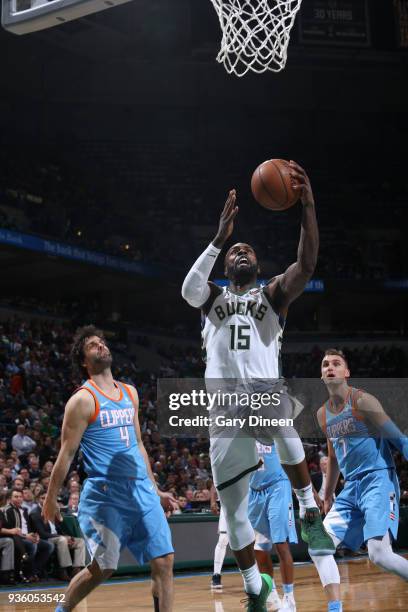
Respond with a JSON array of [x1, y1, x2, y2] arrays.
[[229, 324, 251, 350]]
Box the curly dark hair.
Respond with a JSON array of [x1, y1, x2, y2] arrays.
[[71, 324, 106, 377]]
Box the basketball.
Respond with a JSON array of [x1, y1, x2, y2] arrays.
[[251, 159, 300, 211]]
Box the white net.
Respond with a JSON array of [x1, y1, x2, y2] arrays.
[[209, 0, 303, 77]]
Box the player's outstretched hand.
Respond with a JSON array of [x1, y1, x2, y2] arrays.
[[42, 495, 62, 524], [213, 189, 239, 249], [159, 491, 179, 516], [289, 161, 315, 207]]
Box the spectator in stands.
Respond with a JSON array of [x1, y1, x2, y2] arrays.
[[196, 458, 210, 481], [12, 477, 25, 492], [11, 425, 36, 458], [60, 479, 81, 505], [18, 468, 31, 487], [29, 385, 47, 410], [1, 467, 12, 488], [63, 493, 79, 517], [6, 357, 19, 376], [1, 489, 54, 581], [193, 479, 211, 503], [28, 455, 41, 480], [22, 488, 38, 514], [0, 474, 8, 495], [41, 461, 54, 479], [30, 492, 85, 581], [39, 436, 57, 464], [31, 483, 44, 499], [0, 512, 15, 585]]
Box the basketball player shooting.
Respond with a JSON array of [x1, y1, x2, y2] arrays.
[[42, 326, 175, 612], [182, 161, 334, 610]]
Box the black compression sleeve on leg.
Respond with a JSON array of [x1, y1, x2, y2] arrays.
[[153, 595, 159, 612]]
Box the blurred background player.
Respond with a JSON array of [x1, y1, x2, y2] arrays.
[[182, 163, 334, 611], [210, 483, 229, 591], [249, 442, 297, 612], [43, 325, 176, 612], [311, 348, 408, 612]]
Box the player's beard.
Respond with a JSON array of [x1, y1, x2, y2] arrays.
[[91, 353, 113, 372], [230, 261, 258, 286]]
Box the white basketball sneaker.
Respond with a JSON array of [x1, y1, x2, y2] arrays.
[[266, 588, 282, 611], [281, 592, 296, 611]]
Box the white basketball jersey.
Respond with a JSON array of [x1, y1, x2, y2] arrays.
[[202, 285, 283, 380]]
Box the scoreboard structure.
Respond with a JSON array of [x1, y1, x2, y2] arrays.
[[298, 0, 371, 47]]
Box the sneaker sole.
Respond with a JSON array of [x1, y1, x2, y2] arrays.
[[308, 546, 336, 556], [210, 585, 223, 590]]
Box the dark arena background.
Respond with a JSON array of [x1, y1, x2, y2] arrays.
[[0, 0, 407, 610]]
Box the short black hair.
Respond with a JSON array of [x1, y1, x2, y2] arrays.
[[71, 325, 105, 377], [323, 348, 349, 369]]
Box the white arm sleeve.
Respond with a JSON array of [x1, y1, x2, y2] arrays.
[[181, 242, 221, 308]]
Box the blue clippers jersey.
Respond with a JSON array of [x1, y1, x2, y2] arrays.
[[250, 442, 288, 491], [79, 380, 148, 480], [324, 387, 395, 482]]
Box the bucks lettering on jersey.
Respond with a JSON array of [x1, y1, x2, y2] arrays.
[[78, 380, 148, 480], [202, 286, 284, 379], [323, 387, 395, 481], [250, 442, 288, 491]]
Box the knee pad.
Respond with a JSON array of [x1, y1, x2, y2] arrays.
[[310, 554, 340, 587], [367, 537, 389, 567], [274, 436, 305, 465]]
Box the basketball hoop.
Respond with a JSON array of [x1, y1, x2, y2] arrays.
[[209, 0, 303, 77]]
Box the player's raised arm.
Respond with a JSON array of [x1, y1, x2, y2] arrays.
[[181, 189, 238, 309], [266, 162, 319, 314], [43, 390, 93, 523], [356, 392, 408, 460]]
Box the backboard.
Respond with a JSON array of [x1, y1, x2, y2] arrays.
[[2, 0, 132, 34]]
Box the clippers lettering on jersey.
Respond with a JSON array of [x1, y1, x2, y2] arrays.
[[100, 408, 134, 428], [215, 301, 268, 321], [326, 416, 358, 438]]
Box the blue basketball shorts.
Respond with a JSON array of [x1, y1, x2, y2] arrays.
[[248, 478, 298, 546], [78, 476, 174, 570], [324, 468, 400, 550]]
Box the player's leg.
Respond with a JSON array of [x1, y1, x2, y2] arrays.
[[55, 559, 114, 612], [309, 489, 361, 612], [259, 390, 334, 556], [272, 436, 334, 555], [367, 532, 408, 580], [126, 478, 174, 612], [254, 533, 281, 612], [253, 387, 317, 516], [217, 474, 273, 608], [212, 507, 228, 590], [309, 554, 341, 612], [362, 469, 408, 580], [150, 553, 175, 612], [266, 480, 297, 611], [61, 480, 127, 611], [275, 543, 295, 610]]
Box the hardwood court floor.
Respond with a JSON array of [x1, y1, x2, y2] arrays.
[[1, 557, 407, 611]]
